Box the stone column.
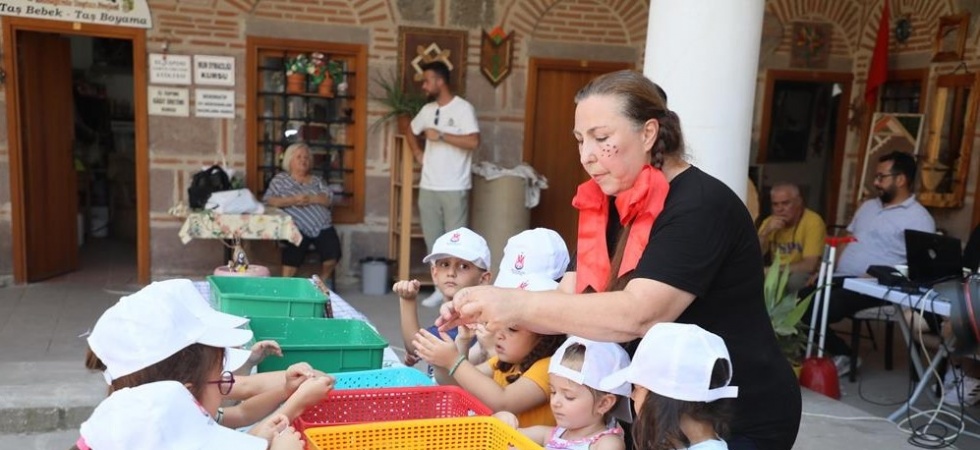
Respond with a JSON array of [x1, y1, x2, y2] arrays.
[[643, 0, 765, 202]]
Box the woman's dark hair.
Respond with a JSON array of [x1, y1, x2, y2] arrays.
[[421, 60, 451, 86], [632, 359, 735, 450], [496, 332, 566, 384], [85, 344, 225, 400], [879, 150, 917, 190], [574, 70, 685, 170]]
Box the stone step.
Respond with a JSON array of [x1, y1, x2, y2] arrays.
[[0, 362, 106, 434], [0, 430, 78, 449]]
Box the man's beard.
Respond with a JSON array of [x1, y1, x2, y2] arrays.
[[879, 187, 896, 203]]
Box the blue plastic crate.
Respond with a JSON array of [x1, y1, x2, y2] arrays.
[[332, 367, 435, 390]]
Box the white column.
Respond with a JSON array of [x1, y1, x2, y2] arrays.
[[644, 0, 765, 202]]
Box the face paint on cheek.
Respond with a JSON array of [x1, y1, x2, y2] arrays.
[[601, 144, 616, 158]]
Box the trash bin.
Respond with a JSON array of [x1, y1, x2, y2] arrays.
[[360, 257, 390, 295], [470, 162, 548, 274]]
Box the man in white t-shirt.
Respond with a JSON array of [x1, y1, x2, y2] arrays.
[[409, 61, 481, 306]]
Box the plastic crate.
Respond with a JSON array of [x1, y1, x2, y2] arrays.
[[304, 417, 543, 450], [333, 367, 435, 390], [207, 276, 327, 318], [295, 386, 492, 430], [248, 317, 387, 373]]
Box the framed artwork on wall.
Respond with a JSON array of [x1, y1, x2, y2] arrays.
[[397, 27, 468, 98], [855, 113, 925, 207]]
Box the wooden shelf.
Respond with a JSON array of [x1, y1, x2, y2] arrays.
[[389, 134, 432, 283]]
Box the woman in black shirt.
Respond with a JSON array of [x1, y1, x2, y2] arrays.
[[438, 70, 800, 450]]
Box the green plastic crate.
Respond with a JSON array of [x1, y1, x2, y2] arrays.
[[248, 317, 388, 373], [208, 276, 327, 318]]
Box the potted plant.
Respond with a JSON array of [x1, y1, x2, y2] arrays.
[[371, 70, 427, 136], [286, 54, 310, 93], [765, 253, 815, 375]]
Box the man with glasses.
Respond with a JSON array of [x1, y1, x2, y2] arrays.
[[410, 61, 481, 307], [802, 151, 935, 377]]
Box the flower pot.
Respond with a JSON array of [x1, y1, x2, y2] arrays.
[[318, 77, 334, 97], [286, 73, 305, 93]]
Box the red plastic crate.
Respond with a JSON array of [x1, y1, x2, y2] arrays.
[[295, 386, 493, 431]]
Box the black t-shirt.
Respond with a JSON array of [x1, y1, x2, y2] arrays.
[[623, 167, 801, 450]]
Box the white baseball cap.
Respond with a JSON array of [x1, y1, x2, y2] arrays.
[[493, 272, 559, 291], [80, 381, 267, 450], [549, 336, 633, 422], [600, 323, 739, 403], [496, 228, 570, 286], [88, 287, 254, 382], [422, 227, 492, 270], [142, 280, 252, 376], [148, 279, 249, 329]]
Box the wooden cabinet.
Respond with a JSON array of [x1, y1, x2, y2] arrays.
[[246, 37, 367, 223], [388, 135, 433, 286]]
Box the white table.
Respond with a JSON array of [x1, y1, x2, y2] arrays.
[[843, 278, 978, 437], [193, 281, 404, 369]]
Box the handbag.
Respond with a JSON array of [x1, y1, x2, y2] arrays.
[[188, 165, 231, 209]]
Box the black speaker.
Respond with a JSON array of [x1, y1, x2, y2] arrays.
[[935, 278, 980, 355]]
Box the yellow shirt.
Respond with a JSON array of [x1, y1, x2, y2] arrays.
[[759, 209, 826, 265], [488, 356, 555, 427]]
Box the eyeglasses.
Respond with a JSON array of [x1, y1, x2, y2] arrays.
[[434, 108, 440, 126], [206, 371, 236, 395], [873, 172, 897, 182]]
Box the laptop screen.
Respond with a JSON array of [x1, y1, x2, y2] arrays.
[[905, 230, 963, 285]]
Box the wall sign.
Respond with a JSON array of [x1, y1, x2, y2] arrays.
[[0, 0, 152, 28], [148, 86, 189, 117], [194, 55, 235, 86], [149, 54, 191, 85], [195, 89, 235, 119]]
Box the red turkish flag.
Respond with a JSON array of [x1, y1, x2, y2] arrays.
[[865, 0, 890, 106]]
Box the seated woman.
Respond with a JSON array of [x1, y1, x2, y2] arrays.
[[263, 143, 340, 281]]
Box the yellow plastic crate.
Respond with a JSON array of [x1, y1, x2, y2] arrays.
[[304, 417, 543, 450]]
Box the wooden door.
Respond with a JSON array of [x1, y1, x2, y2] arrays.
[[524, 59, 632, 250], [18, 31, 77, 281]]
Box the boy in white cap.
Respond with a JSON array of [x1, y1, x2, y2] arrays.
[[395, 227, 492, 368], [76, 381, 302, 450], [495, 336, 631, 450], [600, 323, 739, 450]]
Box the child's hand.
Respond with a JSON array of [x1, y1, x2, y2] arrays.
[[393, 279, 421, 301], [403, 351, 420, 367], [270, 425, 304, 450], [284, 362, 316, 394], [291, 375, 335, 410], [474, 324, 496, 354], [412, 328, 459, 369], [248, 340, 283, 367], [493, 411, 520, 429], [249, 413, 290, 441]]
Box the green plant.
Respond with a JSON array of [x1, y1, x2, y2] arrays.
[[286, 54, 310, 76], [371, 70, 427, 129], [764, 253, 815, 365]]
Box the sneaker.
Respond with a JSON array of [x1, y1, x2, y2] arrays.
[[943, 375, 980, 407], [832, 355, 862, 377], [420, 290, 444, 308]]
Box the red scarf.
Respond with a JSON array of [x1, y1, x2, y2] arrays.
[[571, 165, 669, 293]]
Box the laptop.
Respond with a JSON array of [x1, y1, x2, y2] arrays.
[[905, 229, 964, 287]]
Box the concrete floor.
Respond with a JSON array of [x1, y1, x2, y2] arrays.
[[1, 238, 979, 448]]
